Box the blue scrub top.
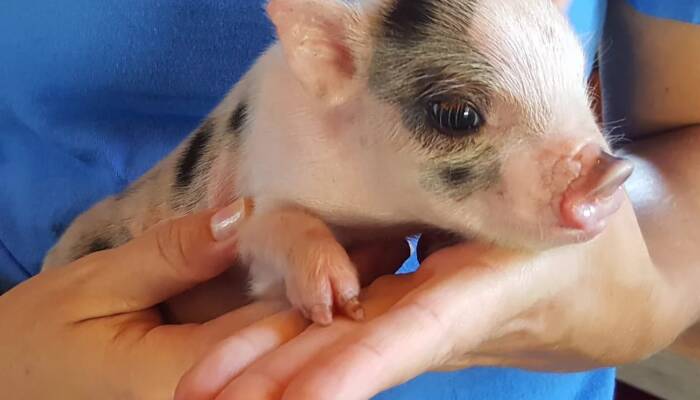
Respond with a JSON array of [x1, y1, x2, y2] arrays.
[[1, 0, 697, 398]]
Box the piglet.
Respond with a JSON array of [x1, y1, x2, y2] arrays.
[[43, 0, 633, 325]]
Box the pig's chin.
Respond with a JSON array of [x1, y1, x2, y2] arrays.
[[476, 220, 608, 251], [466, 202, 617, 251], [480, 188, 626, 250]]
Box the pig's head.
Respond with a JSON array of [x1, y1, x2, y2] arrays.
[[266, 0, 633, 250]]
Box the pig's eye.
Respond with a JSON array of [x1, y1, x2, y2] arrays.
[[427, 101, 483, 137]]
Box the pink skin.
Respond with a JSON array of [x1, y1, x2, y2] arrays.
[[559, 143, 634, 236], [478, 137, 633, 249]]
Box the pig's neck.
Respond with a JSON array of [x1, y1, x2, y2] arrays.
[[225, 46, 424, 237]]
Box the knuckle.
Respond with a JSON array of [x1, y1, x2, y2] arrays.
[[353, 339, 386, 362], [198, 332, 261, 367], [154, 220, 192, 276], [406, 300, 448, 332]]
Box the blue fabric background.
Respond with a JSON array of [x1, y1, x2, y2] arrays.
[[1, 0, 696, 398], [630, 0, 700, 24], [0, 1, 274, 291], [569, 0, 607, 77]]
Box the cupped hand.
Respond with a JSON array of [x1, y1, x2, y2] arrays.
[[0, 197, 410, 400], [0, 198, 298, 399], [177, 199, 682, 400]]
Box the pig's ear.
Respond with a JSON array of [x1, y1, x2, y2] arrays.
[[266, 0, 362, 107]]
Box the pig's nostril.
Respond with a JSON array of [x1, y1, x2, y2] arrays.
[[559, 148, 633, 232], [586, 151, 635, 199]]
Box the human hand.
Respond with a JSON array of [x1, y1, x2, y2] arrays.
[[0, 198, 305, 399], [0, 196, 411, 400], [177, 199, 682, 400]]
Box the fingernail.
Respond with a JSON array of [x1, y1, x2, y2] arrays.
[[211, 198, 253, 241]]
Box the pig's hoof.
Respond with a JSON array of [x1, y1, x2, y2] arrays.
[[339, 296, 365, 321], [285, 238, 362, 326], [307, 304, 333, 326]]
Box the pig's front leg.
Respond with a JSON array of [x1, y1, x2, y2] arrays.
[[238, 207, 363, 325]]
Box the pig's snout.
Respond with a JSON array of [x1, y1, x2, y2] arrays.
[[559, 143, 634, 233]]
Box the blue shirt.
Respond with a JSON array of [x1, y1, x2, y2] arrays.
[[1, 1, 697, 398]]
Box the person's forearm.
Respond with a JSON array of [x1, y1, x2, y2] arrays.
[[622, 124, 700, 330]]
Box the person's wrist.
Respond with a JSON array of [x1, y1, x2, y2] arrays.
[[547, 202, 676, 365]]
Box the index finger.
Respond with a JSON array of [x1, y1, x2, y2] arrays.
[[281, 285, 456, 400], [180, 273, 423, 400], [283, 303, 448, 400]]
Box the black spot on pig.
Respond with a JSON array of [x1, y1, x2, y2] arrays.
[[73, 226, 133, 261], [381, 0, 437, 41], [229, 102, 248, 135], [440, 166, 474, 187], [175, 119, 214, 190], [422, 145, 500, 200], [88, 237, 114, 254], [370, 0, 492, 155]]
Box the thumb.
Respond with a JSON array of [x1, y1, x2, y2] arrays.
[[63, 197, 253, 318]]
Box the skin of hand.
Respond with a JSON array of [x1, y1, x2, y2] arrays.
[[0, 198, 276, 399], [0, 197, 406, 400], [601, 0, 700, 326], [176, 196, 694, 400]]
